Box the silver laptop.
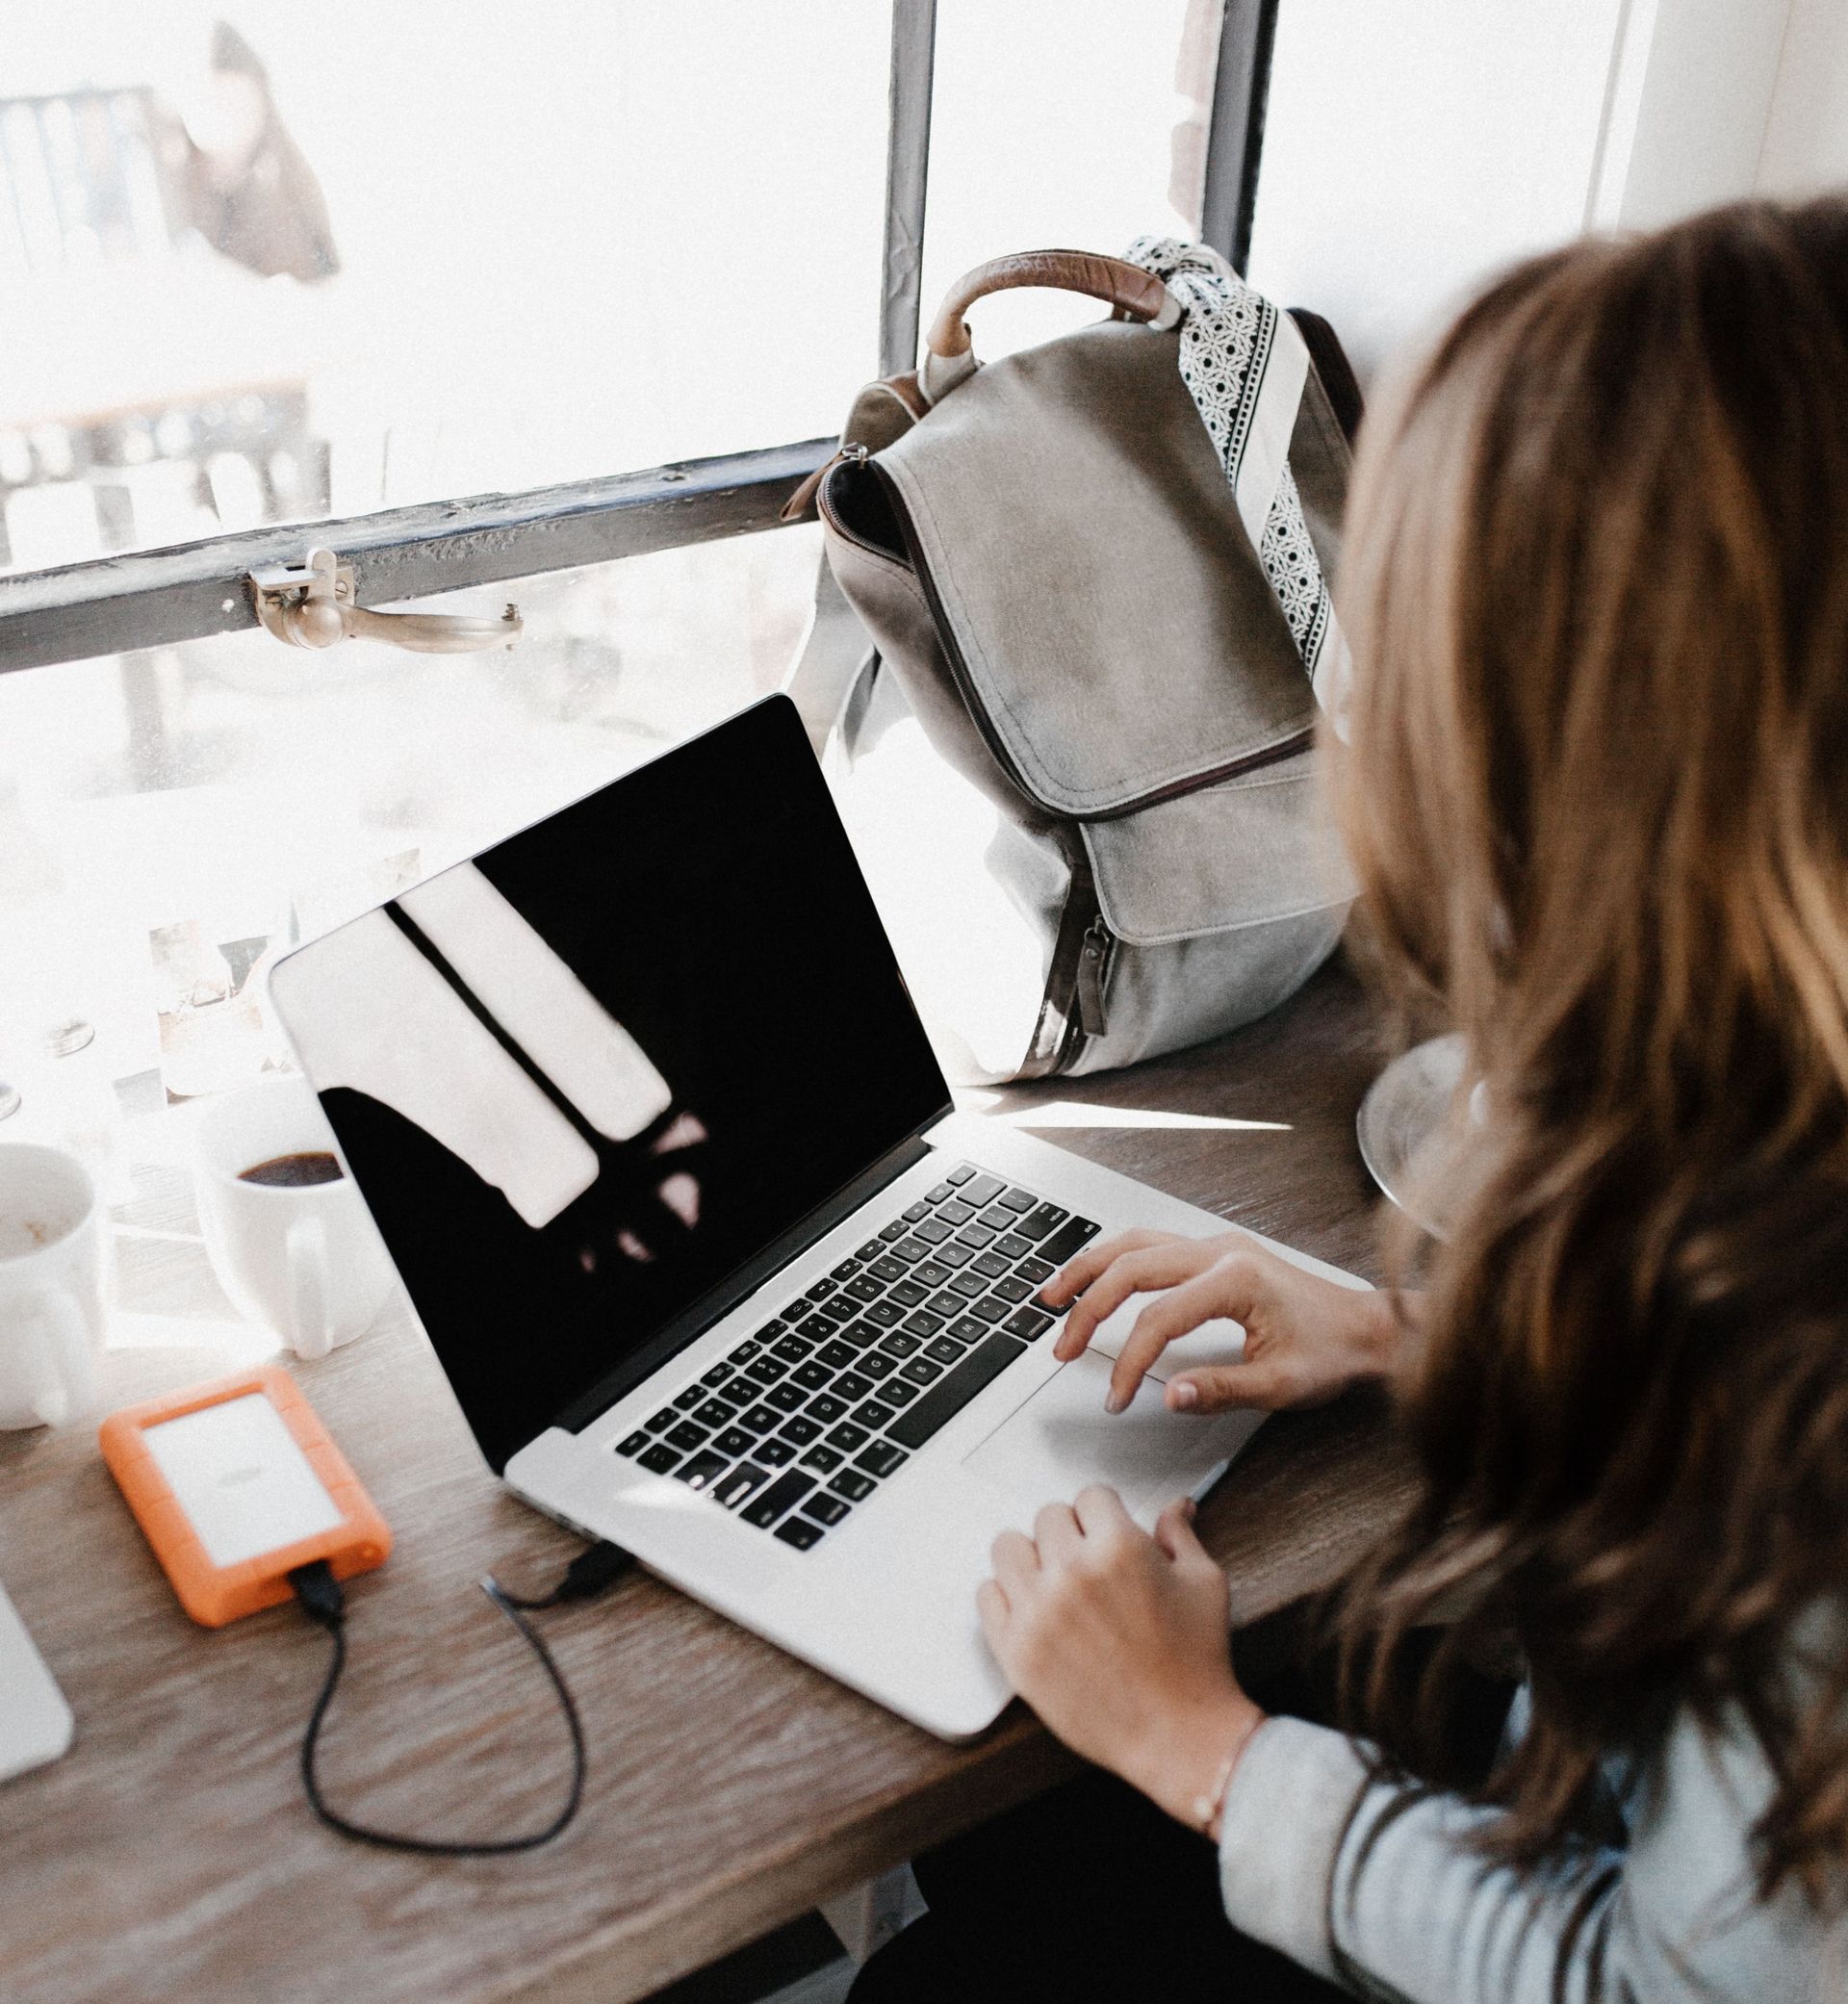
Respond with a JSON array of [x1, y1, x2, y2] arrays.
[[268, 695, 1361, 1738]]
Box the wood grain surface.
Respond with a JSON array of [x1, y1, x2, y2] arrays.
[[0, 960, 1412, 2004]]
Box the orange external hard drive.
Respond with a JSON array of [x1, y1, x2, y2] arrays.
[[99, 1365, 391, 1628]]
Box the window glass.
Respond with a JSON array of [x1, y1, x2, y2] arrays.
[[916, 0, 1212, 368], [0, 2, 888, 573], [0, 527, 820, 1137]]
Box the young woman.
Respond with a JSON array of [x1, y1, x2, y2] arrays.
[[852, 196, 1848, 2001]]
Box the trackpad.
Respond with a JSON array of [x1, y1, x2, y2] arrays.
[[962, 1352, 1261, 1523]]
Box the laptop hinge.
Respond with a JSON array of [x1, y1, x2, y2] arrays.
[[549, 1127, 941, 1441]]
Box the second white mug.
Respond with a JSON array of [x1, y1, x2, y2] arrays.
[[192, 1079, 396, 1360]]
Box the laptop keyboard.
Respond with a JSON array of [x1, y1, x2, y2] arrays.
[[614, 1164, 1100, 1551]]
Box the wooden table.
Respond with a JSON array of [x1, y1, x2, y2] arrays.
[[0, 961, 1413, 2004]]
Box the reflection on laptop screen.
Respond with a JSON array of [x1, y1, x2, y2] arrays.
[[271, 699, 950, 1471]]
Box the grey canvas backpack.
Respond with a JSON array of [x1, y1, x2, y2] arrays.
[[783, 247, 1359, 1085]]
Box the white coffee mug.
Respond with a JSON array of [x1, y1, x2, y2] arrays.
[[192, 1079, 396, 1360], [0, 1143, 107, 1429]]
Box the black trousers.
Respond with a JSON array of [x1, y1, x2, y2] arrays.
[[846, 1761, 1345, 2004], [848, 1622, 1513, 2004]]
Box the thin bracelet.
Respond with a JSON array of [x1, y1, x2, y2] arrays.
[[1193, 1738, 1247, 1842]]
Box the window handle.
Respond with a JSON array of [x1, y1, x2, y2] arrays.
[[249, 548, 522, 654]]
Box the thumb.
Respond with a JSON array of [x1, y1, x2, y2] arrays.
[[1153, 1495, 1211, 1566], [1168, 1360, 1297, 1413]]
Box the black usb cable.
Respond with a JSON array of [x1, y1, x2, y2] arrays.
[[289, 1540, 635, 1856]]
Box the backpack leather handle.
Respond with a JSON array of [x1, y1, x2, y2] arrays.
[[925, 251, 1176, 358]]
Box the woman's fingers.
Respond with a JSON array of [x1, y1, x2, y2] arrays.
[[1071, 1483, 1135, 1544], [1166, 1359, 1302, 1413], [1040, 1229, 1172, 1312], [1104, 1257, 1266, 1413], [1053, 1240, 1225, 1360], [975, 1578, 1011, 1657], [989, 1528, 1040, 1594], [1033, 1502, 1083, 1559], [1152, 1495, 1210, 1565]]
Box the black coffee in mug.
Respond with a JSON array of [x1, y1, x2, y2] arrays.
[[239, 1151, 344, 1188]]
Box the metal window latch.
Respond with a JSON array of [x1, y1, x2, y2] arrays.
[[248, 548, 522, 654]]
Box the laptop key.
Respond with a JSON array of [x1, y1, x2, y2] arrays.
[[674, 1449, 728, 1490], [726, 1339, 762, 1366], [913, 1260, 952, 1289], [1038, 1216, 1102, 1266], [834, 1369, 875, 1401], [772, 1336, 815, 1364], [1004, 1306, 1056, 1341], [925, 1291, 963, 1319], [903, 1200, 932, 1222], [808, 1277, 839, 1301], [758, 1319, 788, 1339], [949, 1272, 988, 1299], [807, 1394, 849, 1426], [826, 1421, 870, 1452], [925, 1181, 955, 1203], [978, 1205, 1015, 1231], [713, 1463, 771, 1510], [937, 1198, 975, 1226], [832, 1258, 863, 1282], [868, 1256, 907, 1283], [739, 1403, 783, 1434], [645, 1407, 677, 1432], [1015, 1203, 1069, 1242], [887, 1334, 1027, 1451], [846, 1275, 883, 1303], [936, 1242, 974, 1269], [746, 1355, 786, 1385], [800, 1444, 844, 1474], [716, 1426, 756, 1457], [972, 1252, 1010, 1280], [998, 1187, 1036, 1213], [925, 1336, 964, 1366], [792, 1361, 833, 1391], [715, 1375, 760, 1407], [914, 1219, 953, 1245], [701, 1363, 732, 1387], [666, 1421, 709, 1453], [994, 1234, 1033, 1261], [877, 1221, 908, 1243], [851, 1399, 898, 1429], [858, 1349, 897, 1379], [780, 1414, 823, 1444], [797, 1315, 842, 1343], [830, 1470, 878, 1503], [757, 1437, 797, 1467], [616, 1430, 651, 1456], [992, 1276, 1033, 1303], [866, 1300, 904, 1326], [693, 1399, 739, 1427], [970, 1296, 1011, 1324], [767, 1382, 807, 1413], [889, 1279, 928, 1307], [962, 1174, 1005, 1207], [856, 1440, 910, 1479], [902, 1310, 945, 1338], [889, 1237, 931, 1265], [817, 1339, 859, 1370], [742, 1470, 813, 1527], [949, 1315, 988, 1344], [838, 1320, 883, 1349], [856, 1241, 885, 1262], [944, 1163, 978, 1186], [804, 1493, 851, 1527], [639, 1443, 681, 1475], [880, 1331, 921, 1359], [673, 1385, 706, 1410], [900, 1357, 942, 1387], [954, 1222, 997, 1250], [881, 1377, 920, 1407], [775, 1515, 826, 1550], [1018, 1256, 1055, 1286]]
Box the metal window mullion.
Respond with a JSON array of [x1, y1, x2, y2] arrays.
[[1200, 0, 1281, 275], [878, 0, 937, 380], [0, 437, 832, 676]]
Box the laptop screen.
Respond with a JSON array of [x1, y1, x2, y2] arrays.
[[270, 698, 951, 1471]]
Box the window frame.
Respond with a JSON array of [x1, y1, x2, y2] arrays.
[[0, 0, 1274, 676]]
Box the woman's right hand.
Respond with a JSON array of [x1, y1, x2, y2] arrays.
[[1040, 1230, 1404, 1416]]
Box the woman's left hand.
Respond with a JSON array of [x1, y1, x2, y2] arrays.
[[977, 1485, 1266, 1829]]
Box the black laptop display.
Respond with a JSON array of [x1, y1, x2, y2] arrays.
[[282, 699, 950, 1470]]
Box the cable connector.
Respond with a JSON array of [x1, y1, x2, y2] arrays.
[[289, 1558, 346, 1630], [490, 1539, 636, 1610]]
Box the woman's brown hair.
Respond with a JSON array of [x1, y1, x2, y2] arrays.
[[1331, 196, 1848, 1905]]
